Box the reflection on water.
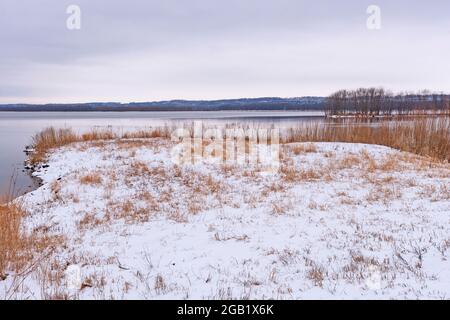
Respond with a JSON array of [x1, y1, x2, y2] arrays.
[[0, 111, 324, 195]]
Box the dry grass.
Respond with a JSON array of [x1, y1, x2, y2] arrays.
[[8, 118, 450, 298], [29, 126, 171, 165], [81, 130, 115, 142], [122, 127, 170, 139], [291, 143, 317, 155], [77, 212, 104, 231], [0, 198, 63, 287], [0, 202, 27, 279], [154, 274, 167, 295], [187, 200, 203, 215], [280, 166, 323, 183], [282, 118, 450, 162], [270, 200, 293, 215], [306, 264, 325, 287], [102, 198, 155, 224], [367, 185, 402, 204], [30, 127, 78, 165], [261, 182, 286, 197], [79, 173, 103, 185], [29, 118, 449, 170], [335, 154, 362, 170]]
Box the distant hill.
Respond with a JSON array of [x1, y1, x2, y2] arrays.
[[0, 97, 325, 111]]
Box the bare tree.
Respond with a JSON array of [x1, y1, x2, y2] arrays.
[[326, 88, 450, 117]]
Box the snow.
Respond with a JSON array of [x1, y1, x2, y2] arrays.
[[2, 139, 450, 299]]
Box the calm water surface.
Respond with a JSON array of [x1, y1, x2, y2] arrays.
[[0, 111, 324, 195]]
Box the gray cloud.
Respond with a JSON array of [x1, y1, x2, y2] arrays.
[[1, 0, 449, 103]]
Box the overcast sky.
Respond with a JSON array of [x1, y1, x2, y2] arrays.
[[1, 0, 449, 103]]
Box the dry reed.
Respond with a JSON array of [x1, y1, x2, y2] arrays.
[[282, 118, 450, 162], [0, 201, 26, 279], [29, 126, 171, 165], [29, 118, 450, 168]]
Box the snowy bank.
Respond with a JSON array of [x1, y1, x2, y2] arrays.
[[2, 139, 450, 299]]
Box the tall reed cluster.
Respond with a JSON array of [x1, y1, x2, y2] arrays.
[[29, 126, 171, 165], [0, 196, 63, 290], [0, 200, 27, 279], [282, 118, 450, 161]]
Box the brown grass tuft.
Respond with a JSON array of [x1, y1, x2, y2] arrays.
[[281, 165, 323, 183], [291, 143, 317, 155], [307, 264, 325, 287], [29, 128, 78, 165], [154, 274, 167, 295], [80, 173, 102, 185], [0, 202, 27, 279]]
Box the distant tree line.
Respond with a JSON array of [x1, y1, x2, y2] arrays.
[[0, 98, 325, 112], [325, 88, 450, 116]]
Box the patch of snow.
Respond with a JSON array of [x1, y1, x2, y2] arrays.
[[2, 140, 449, 299]]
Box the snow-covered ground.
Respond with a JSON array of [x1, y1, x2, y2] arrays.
[[2, 139, 450, 299]]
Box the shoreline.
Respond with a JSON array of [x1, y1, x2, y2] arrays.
[[0, 111, 324, 198], [22, 152, 44, 197]]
